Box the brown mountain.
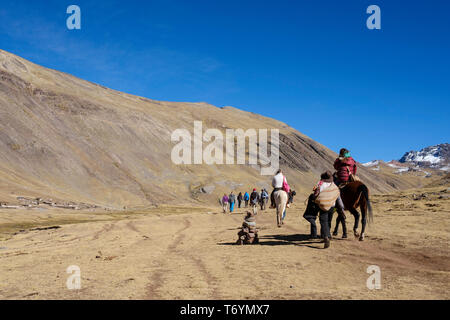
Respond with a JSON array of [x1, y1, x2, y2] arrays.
[[0, 49, 412, 209]]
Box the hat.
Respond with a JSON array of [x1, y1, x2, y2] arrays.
[[253, 188, 256, 191], [320, 171, 333, 183]]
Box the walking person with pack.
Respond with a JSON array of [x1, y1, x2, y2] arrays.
[[244, 191, 250, 208], [312, 171, 340, 248], [228, 191, 236, 213]]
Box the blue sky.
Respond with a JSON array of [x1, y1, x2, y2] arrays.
[[1, 0, 449, 162]]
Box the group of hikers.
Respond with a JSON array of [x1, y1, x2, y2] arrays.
[[221, 187, 296, 215], [231, 148, 360, 249]]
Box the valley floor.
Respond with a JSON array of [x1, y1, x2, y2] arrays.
[[0, 187, 449, 300]]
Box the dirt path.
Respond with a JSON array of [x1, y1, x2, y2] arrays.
[[0, 190, 449, 300]]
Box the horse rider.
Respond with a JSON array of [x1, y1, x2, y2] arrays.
[[270, 169, 289, 208], [332, 148, 358, 238], [334, 148, 357, 186]]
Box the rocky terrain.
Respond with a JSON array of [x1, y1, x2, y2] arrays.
[[0, 49, 411, 210]]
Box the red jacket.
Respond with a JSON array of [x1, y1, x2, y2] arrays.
[[334, 157, 357, 182]]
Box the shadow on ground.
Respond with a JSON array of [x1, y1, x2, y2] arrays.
[[218, 233, 337, 249]]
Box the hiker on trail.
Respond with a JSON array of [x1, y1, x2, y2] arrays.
[[287, 190, 296, 208], [260, 189, 269, 210], [222, 194, 229, 213], [270, 169, 290, 208], [228, 191, 236, 213], [237, 192, 243, 208], [244, 192, 250, 207], [334, 148, 357, 186], [311, 171, 340, 248], [250, 188, 260, 215]]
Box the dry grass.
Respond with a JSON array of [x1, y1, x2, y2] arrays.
[[0, 186, 448, 300]]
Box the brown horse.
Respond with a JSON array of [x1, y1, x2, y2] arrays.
[[338, 181, 373, 241]]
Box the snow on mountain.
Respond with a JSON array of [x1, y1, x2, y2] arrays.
[[399, 144, 449, 167], [362, 160, 379, 167]]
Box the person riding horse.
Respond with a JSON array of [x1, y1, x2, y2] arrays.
[[271, 169, 290, 227], [332, 148, 358, 238]]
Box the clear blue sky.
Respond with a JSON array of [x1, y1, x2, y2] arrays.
[[1, 0, 449, 162]]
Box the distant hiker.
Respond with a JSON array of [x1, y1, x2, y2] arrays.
[[244, 192, 250, 207], [237, 192, 243, 208], [250, 188, 260, 215], [236, 211, 259, 245], [222, 194, 229, 213], [270, 169, 290, 209], [334, 148, 358, 186], [287, 190, 296, 208], [312, 171, 340, 248], [228, 191, 236, 213], [260, 189, 269, 210]]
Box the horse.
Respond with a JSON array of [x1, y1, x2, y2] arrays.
[[336, 181, 373, 241], [273, 189, 288, 227]]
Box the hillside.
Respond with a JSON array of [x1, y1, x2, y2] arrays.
[[0, 49, 409, 209]]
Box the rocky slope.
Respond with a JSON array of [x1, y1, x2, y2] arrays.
[[0, 50, 405, 209]]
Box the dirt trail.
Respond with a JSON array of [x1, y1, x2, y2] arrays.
[[0, 189, 449, 300]]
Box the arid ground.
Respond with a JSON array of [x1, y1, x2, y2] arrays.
[[0, 187, 448, 300]]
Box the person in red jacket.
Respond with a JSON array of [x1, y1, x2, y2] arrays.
[[333, 148, 357, 185], [332, 148, 357, 239]]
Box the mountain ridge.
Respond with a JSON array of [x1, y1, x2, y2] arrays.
[[0, 49, 423, 209]]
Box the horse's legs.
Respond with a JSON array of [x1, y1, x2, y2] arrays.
[[349, 208, 360, 238], [359, 204, 367, 241]]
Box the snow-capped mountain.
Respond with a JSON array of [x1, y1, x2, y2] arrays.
[[399, 143, 449, 170], [362, 144, 449, 177]]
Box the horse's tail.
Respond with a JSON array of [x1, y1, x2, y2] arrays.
[[360, 184, 373, 223]]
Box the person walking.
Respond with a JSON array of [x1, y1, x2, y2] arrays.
[[229, 191, 236, 213], [244, 192, 250, 208], [313, 171, 340, 248], [250, 188, 260, 215], [221, 194, 229, 213], [260, 189, 269, 210], [237, 192, 243, 208]]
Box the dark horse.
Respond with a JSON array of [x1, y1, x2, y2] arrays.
[[335, 181, 373, 241]]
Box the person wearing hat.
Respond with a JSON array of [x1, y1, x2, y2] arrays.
[[313, 171, 340, 248], [334, 148, 357, 186]]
